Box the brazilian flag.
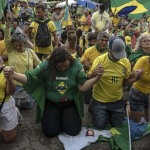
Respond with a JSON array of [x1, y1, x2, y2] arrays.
[[111, 0, 150, 19], [61, 6, 72, 27]]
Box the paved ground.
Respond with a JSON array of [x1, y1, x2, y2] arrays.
[[0, 103, 150, 150]]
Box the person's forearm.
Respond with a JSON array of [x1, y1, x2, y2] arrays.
[[6, 19, 11, 29], [53, 34, 59, 47], [26, 39, 34, 49], [123, 78, 136, 86], [6, 78, 16, 95], [55, 13, 64, 20], [13, 72, 27, 85], [79, 76, 99, 91]]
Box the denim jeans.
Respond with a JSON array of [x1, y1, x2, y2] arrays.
[[14, 86, 35, 110], [91, 98, 125, 129], [129, 87, 149, 112]]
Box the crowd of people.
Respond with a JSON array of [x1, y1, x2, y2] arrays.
[[0, 0, 150, 145]]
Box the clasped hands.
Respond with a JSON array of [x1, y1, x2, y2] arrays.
[[3, 66, 14, 81], [92, 65, 104, 78]]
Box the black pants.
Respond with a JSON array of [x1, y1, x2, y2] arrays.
[[41, 100, 82, 137]]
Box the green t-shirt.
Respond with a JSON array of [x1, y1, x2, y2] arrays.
[[33, 59, 86, 102]]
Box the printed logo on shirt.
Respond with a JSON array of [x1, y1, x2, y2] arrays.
[[56, 81, 68, 94], [122, 67, 127, 75], [111, 76, 118, 83], [56, 77, 68, 80]]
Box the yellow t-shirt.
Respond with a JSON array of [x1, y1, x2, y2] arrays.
[[8, 49, 40, 85], [30, 20, 56, 54], [80, 46, 105, 73], [0, 72, 10, 102], [79, 36, 88, 51], [92, 11, 109, 31], [112, 17, 120, 28], [133, 56, 150, 94], [4, 27, 40, 85], [13, 6, 21, 18], [0, 40, 8, 65], [88, 53, 131, 102], [0, 23, 6, 31], [141, 31, 150, 36], [80, 15, 91, 32]]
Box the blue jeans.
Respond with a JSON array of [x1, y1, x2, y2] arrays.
[[91, 98, 125, 129], [14, 86, 35, 110]]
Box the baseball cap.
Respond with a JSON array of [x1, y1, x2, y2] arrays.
[[125, 36, 131, 45], [109, 38, 126, 59]]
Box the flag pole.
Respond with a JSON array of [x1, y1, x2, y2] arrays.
[[66, 0, 68, 6], [8, 0, 10, 12]]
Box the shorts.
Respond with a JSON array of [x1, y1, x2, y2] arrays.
[[0, 97, 18, 131], [91, 98, 125, 129], [129, 87, 149, 112]]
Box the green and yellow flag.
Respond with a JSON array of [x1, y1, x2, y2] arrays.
[[111, 0, 150, 19]]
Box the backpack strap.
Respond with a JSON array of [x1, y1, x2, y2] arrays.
[[76, 45, 81, 57], [35, 19, 50, 24], [35, 19, 51, 32]]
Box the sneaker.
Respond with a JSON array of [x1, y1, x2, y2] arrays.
[[139, 117, 147, 124]]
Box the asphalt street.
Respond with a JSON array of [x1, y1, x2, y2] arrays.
[[0, 104, 150, 150]]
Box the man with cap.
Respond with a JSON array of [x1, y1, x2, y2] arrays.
[[91, 4, 110, 33], [87, 37, 143, 129]]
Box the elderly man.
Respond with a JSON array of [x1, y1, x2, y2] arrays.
[[80, 31, 109, 104]]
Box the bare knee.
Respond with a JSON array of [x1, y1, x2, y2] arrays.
[[2, 127, 17, 143]]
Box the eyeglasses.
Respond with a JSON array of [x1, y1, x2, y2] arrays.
[[142, 40, 150, 42]]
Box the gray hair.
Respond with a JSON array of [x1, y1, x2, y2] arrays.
[[11, 32, 28, 43], [97, 31, 110, 40], [134, 34, 150, 51]]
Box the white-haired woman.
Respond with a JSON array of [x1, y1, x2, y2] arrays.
[[4, 12, 41, 109], [129, 34, 150, 68]]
